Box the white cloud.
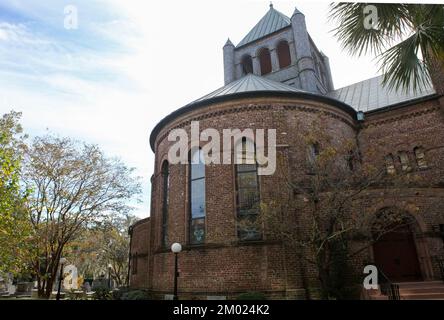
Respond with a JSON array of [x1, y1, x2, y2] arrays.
[[0, 0, 390, 218]]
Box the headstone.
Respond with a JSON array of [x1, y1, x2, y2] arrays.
[[63, 264, 78, 290], [83, 281, 92, 292], [91, 278, 107, 290], [0, 276, 7, 294], [15, 282, 33, 296]]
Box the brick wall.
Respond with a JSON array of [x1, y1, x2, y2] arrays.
[[129, 218, 150, 289], [130, 93, 444, 299]]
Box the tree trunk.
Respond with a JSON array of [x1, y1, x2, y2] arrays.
[[428, 50, 444, 96]]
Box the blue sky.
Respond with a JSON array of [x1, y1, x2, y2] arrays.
[[0, 0, 391, 218]]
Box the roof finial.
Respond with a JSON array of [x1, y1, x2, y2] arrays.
[[269, 2, 273, 9]]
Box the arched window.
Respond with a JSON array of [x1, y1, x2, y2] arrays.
[[161, 161, 169, 247], [414, 147, 427, 169], [131, 253, 138, 275], [307, 142, 320, 167], [398, 151, 411, 172], [241, 55, 253, 75], [258, 48, 272, 75], [277, 40, 291, 68], [385, 154, 396, 175], [236, 138, 261, 241], [189, 148, 206, 244]]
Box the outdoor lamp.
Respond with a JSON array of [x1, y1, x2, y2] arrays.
[[171, 243, 182, 300]]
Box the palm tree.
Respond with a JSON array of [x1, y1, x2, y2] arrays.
[[329, 3, 444, 92]]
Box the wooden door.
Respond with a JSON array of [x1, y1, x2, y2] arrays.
[[373, 225, 422, 282]]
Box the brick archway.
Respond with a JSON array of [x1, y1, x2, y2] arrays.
[[371, 208, 434, 282]]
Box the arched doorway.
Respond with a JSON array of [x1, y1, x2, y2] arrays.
[[372, 209, 422, 282]]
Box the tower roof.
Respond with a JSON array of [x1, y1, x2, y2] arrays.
[[192, 73, 305, 102], [237, 5, 291, 48]]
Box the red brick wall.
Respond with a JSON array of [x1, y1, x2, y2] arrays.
[[129, 218, 150, 289], [130, 94, 444, 298]]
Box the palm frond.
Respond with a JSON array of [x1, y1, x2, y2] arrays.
[[378, 33, 430, 93], [329, 3, 411, 56]]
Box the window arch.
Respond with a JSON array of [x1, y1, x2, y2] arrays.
[[258, 48, 272, 75], [398, 151, 411, 172], [307, 142, 320, 167], [277, 40, 291, 68], [189, 148, 206, 244], [241, 55, 253, 75], [235, 138, 261, 241], [161, 161, 169, 247], [414, 147, 427, 169], [385, 154, 396, 175], [131, 253, 138, 275]]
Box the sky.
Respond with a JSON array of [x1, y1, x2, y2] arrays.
[[0, 0, 421, 218]]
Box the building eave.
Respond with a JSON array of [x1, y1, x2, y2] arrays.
[[149, 91, 356, 152]]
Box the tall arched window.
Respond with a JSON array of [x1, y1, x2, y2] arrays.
[[189, 148, 206, 244], [307, 142, 320, 167], [414, 147, 427, 169], [161, 161, 169, 247], [236, 138, 261, 241], [241, 55, 253, 75], [258, 48, 272, 75], [277, 40, 291, 68]]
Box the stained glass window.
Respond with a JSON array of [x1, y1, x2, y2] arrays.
[[190, 149, 206, 244], [236, 139, 261, 241], [161, 161, 169, 247]]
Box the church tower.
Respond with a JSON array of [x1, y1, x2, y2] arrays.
[[223, 4, 334, 94]]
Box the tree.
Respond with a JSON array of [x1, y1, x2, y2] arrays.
[[22, 135, 141, 298], [252, 117, 438, 299], [65, 214, 138, 288], [0, 111, 30, 274], [329, 3, 444, 92]]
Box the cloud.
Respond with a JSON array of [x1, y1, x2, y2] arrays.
[[0, 1, 154, 218]]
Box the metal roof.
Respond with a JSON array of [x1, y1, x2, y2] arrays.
[[237, 5, 291, 48], [327, 74, 436, 112], [192, 73, 305, 103], [149, 74, 355, 151]]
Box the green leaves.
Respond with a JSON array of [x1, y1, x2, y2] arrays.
[[330, 3, 444, 93], [0, 111, 30, 274]]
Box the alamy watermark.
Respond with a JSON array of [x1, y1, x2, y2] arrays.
[[363, 265, 378, 290], [64, 5, 78, 30], [363, 5, 378, 30], [167, 121, 277, 176]]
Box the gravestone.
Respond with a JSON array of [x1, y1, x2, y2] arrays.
[[0, 276, 7, 295], [83, 281, 92, 292], [15, 282, 33, 296], [63, 264, 78, 290]]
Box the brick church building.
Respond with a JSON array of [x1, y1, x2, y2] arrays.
[[129, 4, 444, 299]]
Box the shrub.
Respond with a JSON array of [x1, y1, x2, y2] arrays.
[[236, 292, 267, 300], [111, 287, 130, 300], [93, 287, 112, 300], [121, 289, 152, 300]]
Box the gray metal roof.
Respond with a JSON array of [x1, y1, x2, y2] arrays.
[[149, 74, 356, 151], [237, 5, 291, 48], [191, 73, 305, 103], [327, 75, 436, 112]]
